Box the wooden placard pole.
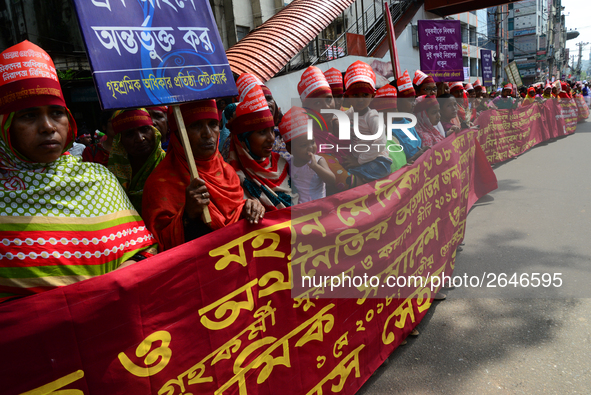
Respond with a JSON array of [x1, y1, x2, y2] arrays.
[[172, 105, 212, 224], [384, 2, 401, 81]]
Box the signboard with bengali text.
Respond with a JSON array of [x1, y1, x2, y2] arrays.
[[71, 0, 238, 110], [418, 20, 463, 82], [481, 49, 493, 86]]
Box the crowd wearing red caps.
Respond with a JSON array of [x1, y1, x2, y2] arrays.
[[1, 39, 587, 303]]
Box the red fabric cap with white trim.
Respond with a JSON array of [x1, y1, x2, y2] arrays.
[[414, 95, 438, 114], [0, 40, 64, 114], [397, 70, 415, 98], [298, 66, 332, 100], [237, 73, 265, 101], [231, 85, 274, 134], [168, 100, 219, 134], [278, 106, 309, 142], [473, 79, 482, 88], [413, 70, 428, 86], [465, 83, 474, 91], [324, 67, 344, 94], [449, 82, 463, 92], [344, 60, 376, 91], [372, 85, 398, 111]]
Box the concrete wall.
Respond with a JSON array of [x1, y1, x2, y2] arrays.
[[234, 0, 255, 29], [260, 0, 279, 24]]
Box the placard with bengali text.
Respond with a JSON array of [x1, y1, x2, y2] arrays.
[[71, 0, 238, 110]]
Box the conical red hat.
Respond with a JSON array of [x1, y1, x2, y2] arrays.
[[278, 106, 309, 142], [413, 70, 429, 86], [298, 66, 332, 100], [344, 60, 376, 90], [0, 40, 64, 114]]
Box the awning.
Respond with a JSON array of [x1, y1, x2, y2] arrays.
[[226, 0, 355, 82]]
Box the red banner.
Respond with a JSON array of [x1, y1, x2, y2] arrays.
[[0, 131, 496, 395], [474, 99, 578, 165], [575, 96, 590, 122]]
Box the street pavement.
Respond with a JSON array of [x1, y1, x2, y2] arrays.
[[357, 120, 591, 394]]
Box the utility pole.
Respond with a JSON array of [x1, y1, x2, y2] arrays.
[[576, 42, 589, 80], [496, 5, 501, 85], [548, 0, 564, 79]]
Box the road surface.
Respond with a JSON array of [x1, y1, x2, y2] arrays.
[[357, 120, 591, 394]]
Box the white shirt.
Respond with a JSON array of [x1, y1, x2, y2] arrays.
[[289, 155, 326, 204], [67, 142, 86, 157], [345, 107, 389, 165]]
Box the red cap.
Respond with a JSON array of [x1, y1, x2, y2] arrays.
[[397, 70, 415, 98], [527, 87, 536, 96], [298, 66, 332, 100], [413, 70, 428, 85], [168, 99, 219, 135], [372, 85, 397, 111], [465, 83, 474, 91], [344, 60, 376, 91], [147, 106, 168, 113], [278, 106, 309, 142], [324, 68, 344, 95], [503, 83, 513, 92], [449, 82, 463, 92], [231, 85, 274, 134], [0, 40, 64, 114], [473, 79, 482, 88], [414, 95, 438, 114], [111, 109, 154, 135]]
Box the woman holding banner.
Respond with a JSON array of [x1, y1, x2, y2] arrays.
[[107, 108, 166, 215], [414, 95, 450, 147], [142, 100, 265, 252], [227, 82, 297, 210], [297, 66, 361, 193], [0, 41, 157, 303]]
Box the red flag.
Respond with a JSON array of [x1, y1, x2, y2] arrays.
[[384, 2, 401, 80]]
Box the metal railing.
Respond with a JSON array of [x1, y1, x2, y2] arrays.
[[278, 0, 415, 75]]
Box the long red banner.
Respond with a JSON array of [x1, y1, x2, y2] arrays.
[[0, 130, 497, 395], [474, 99, 580, 164], [575, 95, 590, 122]]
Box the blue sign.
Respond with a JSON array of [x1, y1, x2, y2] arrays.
[[71, 0, 237, 110], [514, 29, 536, 37], [480, 49, 493, 86]]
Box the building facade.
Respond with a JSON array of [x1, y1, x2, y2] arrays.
[[448, 7, 509, 86], [507, 0, 548, 84]]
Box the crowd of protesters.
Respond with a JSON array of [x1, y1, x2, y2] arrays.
[[0, 40, 585, 307]]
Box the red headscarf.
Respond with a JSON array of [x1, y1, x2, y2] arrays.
[[142, 102, 245, 251], [0, 40, 77, 164], [414, 95, 445, 147], [111, 109, 153, 134]]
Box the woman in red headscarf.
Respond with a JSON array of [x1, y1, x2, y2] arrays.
[[522, 87, 537, 106], [142, 100, 265, 251], [413, 70, 438, 96], [414, 95, 450, 147], [558, 82, 572, 99], [227, 81, 297, 210], [0, 41, 157, 302]]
